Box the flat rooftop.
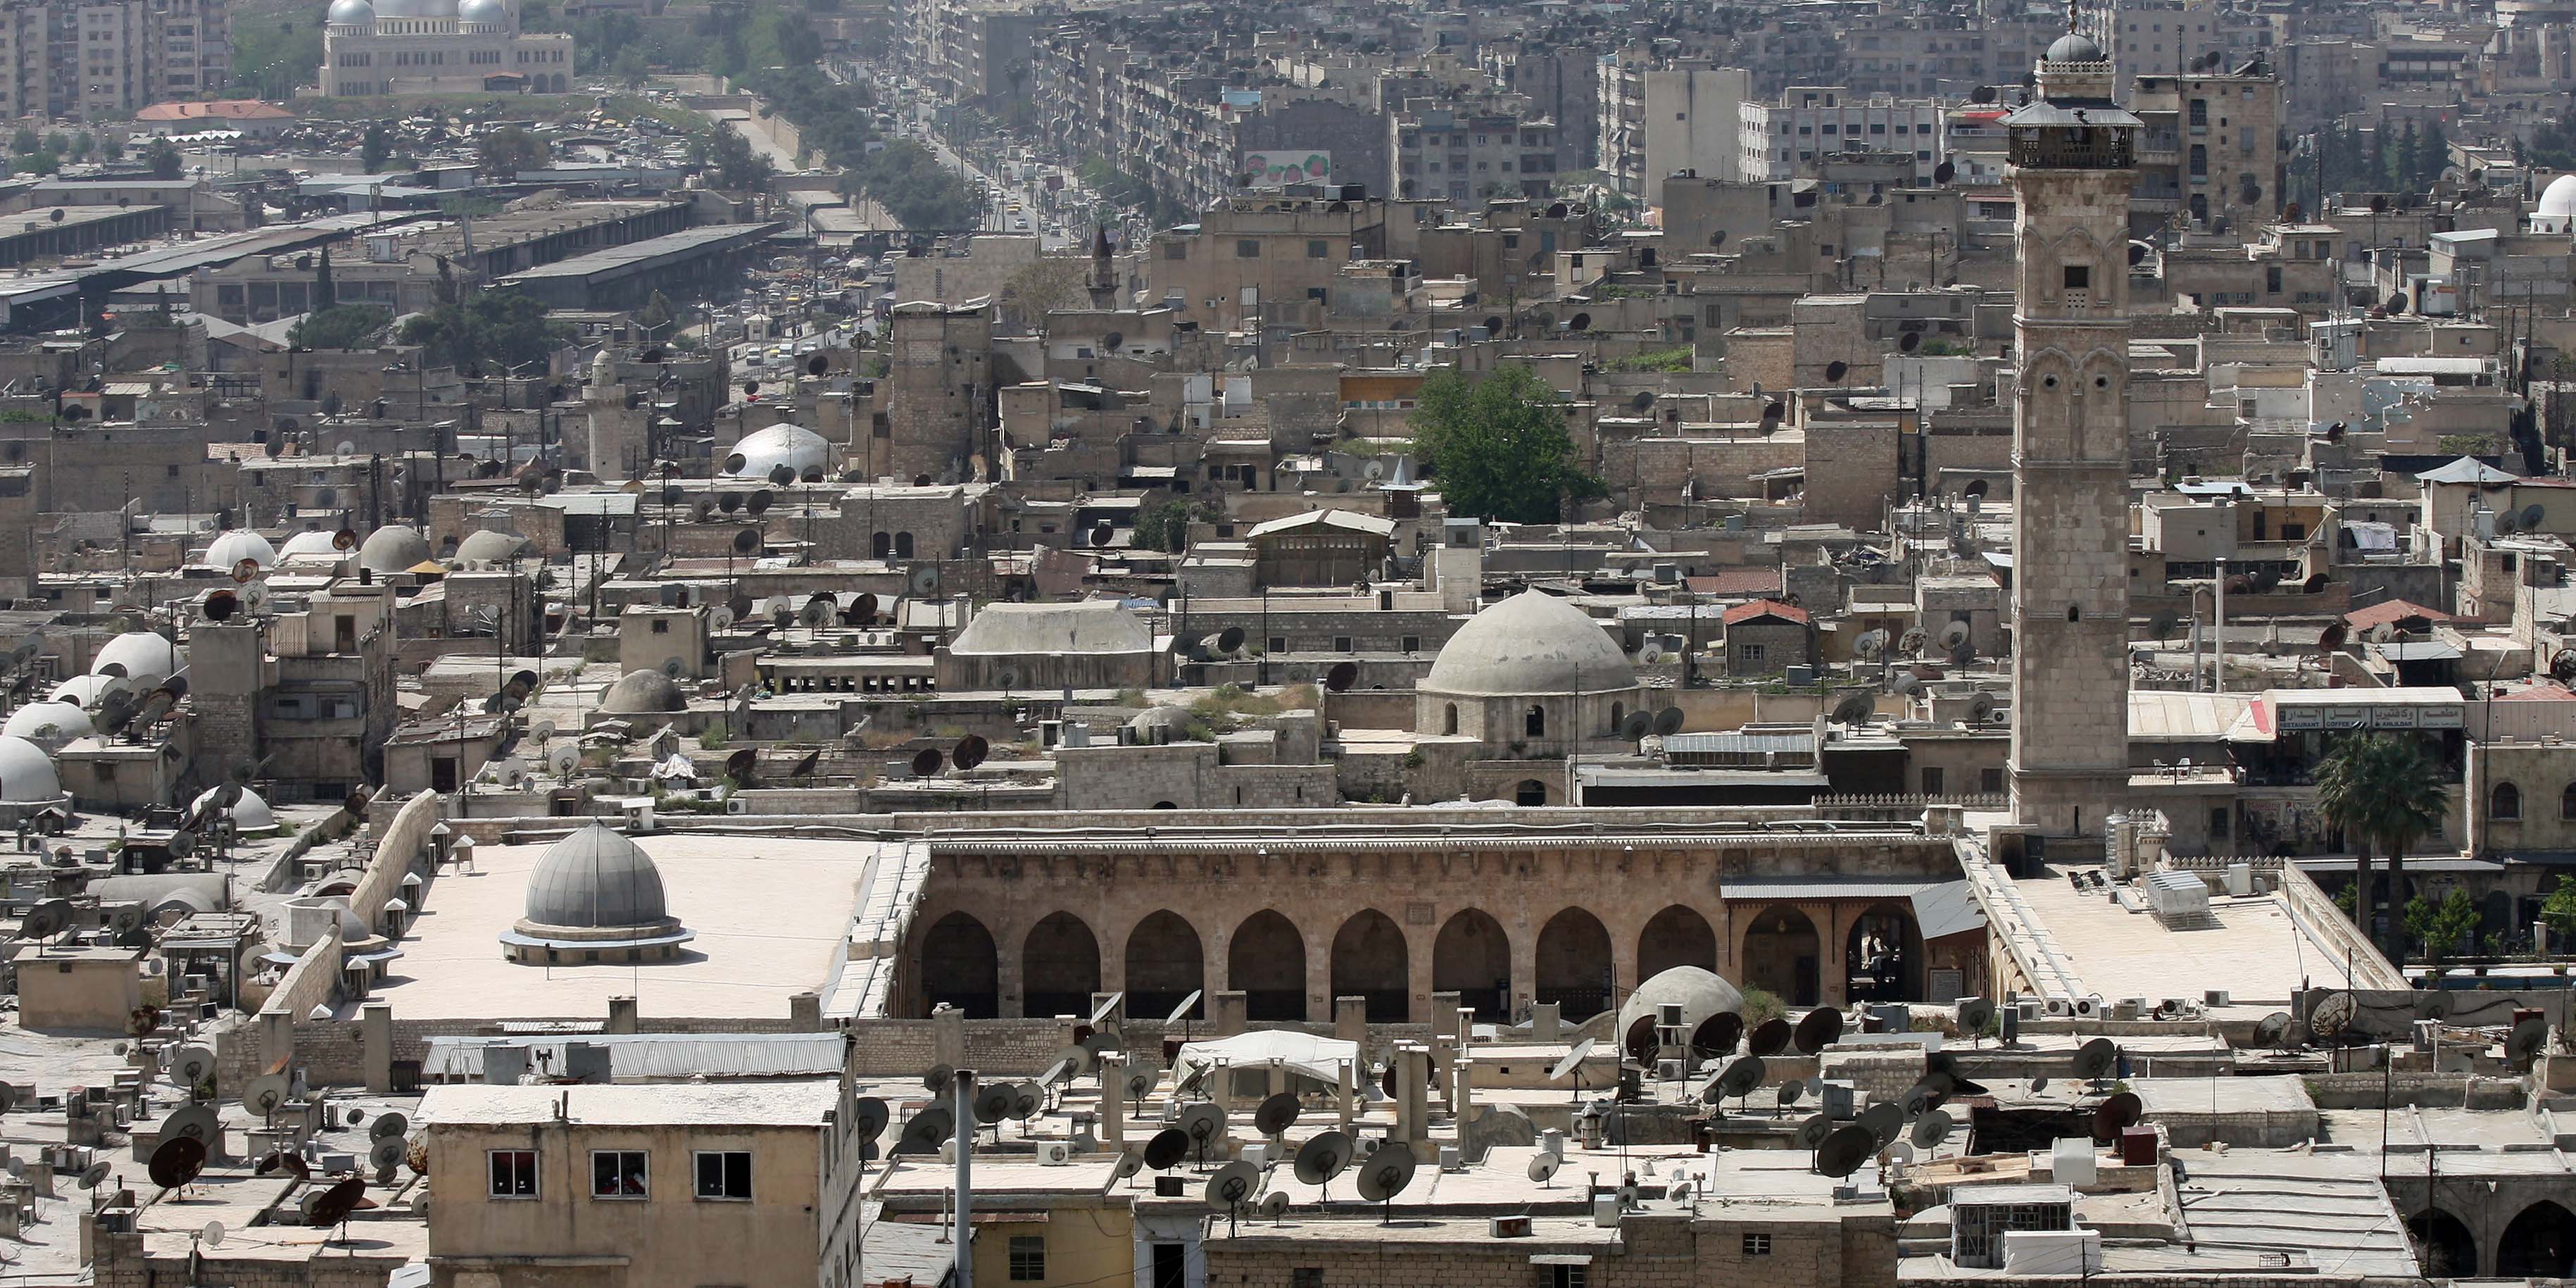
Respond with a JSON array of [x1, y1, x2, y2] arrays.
[[2008, 863, 2354, 1007], [362, 831, 917, 1022]]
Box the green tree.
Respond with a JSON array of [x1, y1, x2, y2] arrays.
[[612, 46, 652, 87], [314, 244, 337, 312], [144, 139, 182, 180], [1136, 501, 1214, 554], [2315, 734, 2451, 963], [477, 126, 551, 180], [2403, 889, 2482, 963], [398, 284, 572, 376], [11, 127, 38, 156], [290, 303, 394, 350], [230, 15, 324, 100], [1408, 363, 1604, 524], [361, 122, 391, 175], [634, 290, 674, 333], [2541, 880, 2576, 950]]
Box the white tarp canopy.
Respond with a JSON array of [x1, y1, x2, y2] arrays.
[[1172, 1030, 1383, 1099]]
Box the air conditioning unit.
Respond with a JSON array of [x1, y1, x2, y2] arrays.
[[1037, 1141, 1071, 1165], [2044, 998, 2073, 1017], [2071, 996, 2101, 1018], [724, 797, 749, 814], [1490, 1215, 1533, 1238], [1655, 1058, 1684, 1081]]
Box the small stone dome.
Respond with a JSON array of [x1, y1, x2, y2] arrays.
[[3, 701, 89, 749], [0, 735, 61, 801], [205, 529, 277, 570], [721, 422, 833, 480], [92, 632, 183, 686], [599, 668, 686, 714], [326, 0, 375, 21], [1126, 705, 1196, 740], [191, 784, 275, 832], [452, 530, 527, 567], [1424, 590, 1637, 696], [456, 0, 505, 22], [279, 530, 342, 558], [503, 824, 693, 964], [358, 524, 433, 575], [2045, 30, 2104, 63], [1613, 966, 1746, 1052]]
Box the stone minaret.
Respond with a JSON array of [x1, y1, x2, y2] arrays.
[[2004, 18, 2139, 837], [1088, 226, 1117, 310]]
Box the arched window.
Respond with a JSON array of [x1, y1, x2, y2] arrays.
[[1524, 704, 1545, 737], [1443, 703, 1458, 736], [894, 532, 915, 558], [1609, 701, 1623, 734], [2563, 782, 2576, 820], [871, 531, 891, 558], [2494, 782, 2523, 821]]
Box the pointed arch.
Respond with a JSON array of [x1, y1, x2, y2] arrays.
[[1331, 909, 1409, 1022], [1535, 907, 1614, 1020], [1638, 904, 1719, 980], [919, 911, 998, 1018], [1228, 910, 1307, 1021], [1432, 908, 1511, 1020], [1124, 910, 1205, 1021], [1022, 911, 1100, 1019]]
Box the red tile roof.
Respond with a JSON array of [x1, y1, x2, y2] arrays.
[[1721, 598, 1809, 626], [2345, 599, 2457, 630]]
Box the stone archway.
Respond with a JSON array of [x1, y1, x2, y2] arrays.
[[2499, 1200, 2576, 1277], [1742, 905, 1821, 1006], [1022, 911, 1101, 1019], [1432, 909, 1511, 1021], [1331, 909, 1409, 1022], [1638, 904, 1719, 980], [1124, 910, 1205, 1022], [1535, 907, 1614, 1020], [920, 911, 998, 1018], [1229, 910, 1307, 1021], [2410, 1209, 2476, 1278], [1845, 900, 1925, 1002]]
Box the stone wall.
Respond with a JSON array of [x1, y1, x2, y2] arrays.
[[351, 789, 438, 927]]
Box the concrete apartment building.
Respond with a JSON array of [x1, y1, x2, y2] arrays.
[[1388, 100, 1565, 204], [1738, 87, 1947, 184], [1600, 58, 1749, 209], [2128, 66, 2282, 232]]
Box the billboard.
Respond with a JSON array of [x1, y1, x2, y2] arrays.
[[1240, 151, 1331, 189]]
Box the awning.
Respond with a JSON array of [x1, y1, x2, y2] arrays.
[[1530, 1255, 1597, 1266]]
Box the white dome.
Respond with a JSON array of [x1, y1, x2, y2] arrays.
[[358, 524, 434, 575], [92, 632, 182, 686], [192, 784, 275, 832], [49, 675, 125, 708], [279, 530, 342, 558], [452, 530, 528, 567], [0, 736, 60, 801], [3, 701, 89, 750], [325, 0, 375, 23], [2539, 175, 2576, 226], [1424, 590, 1638, 696], [721, 422, 833, 480], [205, 529, 277, 570], [458, 0, 506, 23]]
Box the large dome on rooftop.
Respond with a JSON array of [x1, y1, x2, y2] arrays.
[[325, 0, 374, 23], [722, 422, 833, 480], [457, 0, 506, 23], [3, 701, 88, 750], [278, 530, 343, 559], [0, 736, 60, 801], [452, 530, 527, 568], [205, 529, 277, 570], [2537, 175, 2576, 232], [501, 823, 693, 964], [92, 632, 182, 687], [2046, 30, 2104, 63], [358, 524, 433, 575], [599, 668, 686, 714], [1423, 590, 1636, 696]]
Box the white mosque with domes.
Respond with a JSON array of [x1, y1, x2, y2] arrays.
[[318, 0, 576, 97]]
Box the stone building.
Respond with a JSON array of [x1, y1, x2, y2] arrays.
[[1720, 599, 1814, 676], [320, 0, 575, 96], [2004, 27, 2139, 838], [934, 600, 1162, 692], [869, 301, 995, 487]]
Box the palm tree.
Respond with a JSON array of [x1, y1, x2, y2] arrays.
[[2314, 734, 2451, 963]]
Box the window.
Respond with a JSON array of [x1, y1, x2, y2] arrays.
[[2063, 265, 2090, 290], [1235, 239, 1262, 258], [1307, 239, 1329, 258], [2561, 782, 2576, 820], [2066, 604, 2081, 623], [1333, 637, 1352, 653], [1400, 635, 1420, 652], [1980, 767, 2004, 794], [591, 1150, 648, 1198], [1921, 767, 1944, 795], [489, 1150, 538, 1198], [2493, 782, 2522, 821], [694, 1151, 752, 1201], [1162, 242, 1186, 261], [1009, 1235, 1047, 1281], [1550, 1266, 1588, 1288], [651, 619, 669, 634], [1268, 636, 1286, 654], [1292, 1272, 1324, 1288], [1743, 1232, 1773, 1256], [1738, 644, 1766, 664], [1524, 704, 1545, 737]]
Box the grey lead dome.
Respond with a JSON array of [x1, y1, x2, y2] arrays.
[[522, 823, 672, 930], [1423, 589, 1638, 696]]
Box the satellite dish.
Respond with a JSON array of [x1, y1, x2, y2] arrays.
[[955, 734, 990, 770], [243, 1072, 291, 1117], [1899, 1083, 1933, 1120], [1747, 1017, 1794, 1058], [148, 1137, 208, 1191], [973, 1082, 1016, 1125], [2310, 991, 2358, 1040], [1653, 706, 1684, 736], [302, 1177, 372, 1232], [2030, 1076, 2049, 1094], [1689, 1012, 1743, 1060], [1825, 360, 1849, 382], [1203, 1160, 1259, 1213], [369, 1137, 406, 1172], [1053, 1044, 1097, 1080], [548, 744, 580, 774], [2094, 1090, 2144, 1142], [911, 748, 945, 777], [1012, 1082, 1043, 1120], [1352, 1143, 1417, 1203], [231, 558, 261, 584], [2523, 504, 2547, 532], [1324, 661, 1359, 692], [78, 1160, 112, 1189], [891, 1108, 956, 1156], [203, 590, 238, 621], [1813, 1125, 1876, 1177], [1777, 1080, 1804, 1110], [2252, 1012, 2295, 1051], [1956, 997, 1995, 1036], [853, 1098, 891, 1143], [1792, 1006, 1845, 1056], [731, 527, 761, 555], [1708, 1056, 1765, 1104], [2073, 1037, 2119, 1080], [1794, 1113, 1834, 1151], [1911, 1108, 1954, 1150], [1142, 1128, 1189, 1170], [1180, 1101, 1227, 1151], [1527, 1153, 1562, 1184], [1857, 1101, 1905, 1150], [171, 1045, 215, 1085], [1293, 1131, 1352, 1184], [1620, 709, 1654, 739], [1124, 1065, 1157, 1102], [1547, 1037, 1597, 1083], [1107, 1154, 1144, 1188], [2508, 1017, 2551, 1073], [370, 1110, 409, 1141]]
